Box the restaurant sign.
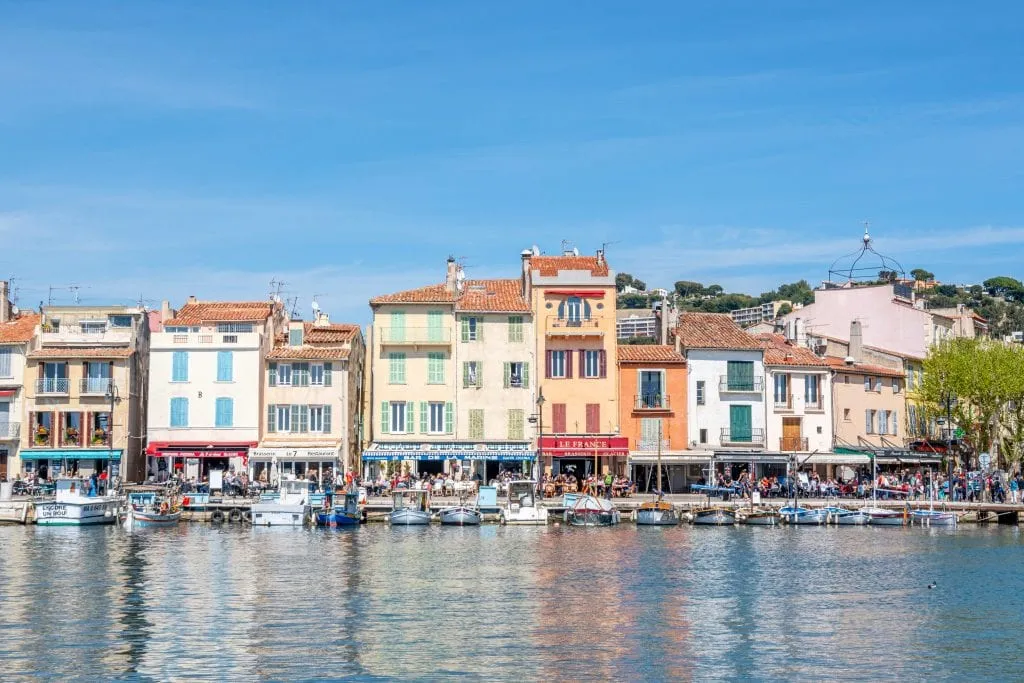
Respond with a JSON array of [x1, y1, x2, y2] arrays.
[[250, 448, 339, 460], [538, 436, 629, 458]]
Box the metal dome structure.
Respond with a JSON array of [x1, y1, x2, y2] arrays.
[[827, 223, 906, 285]]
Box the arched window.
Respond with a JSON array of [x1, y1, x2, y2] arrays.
[[566, 297, 582, 324]]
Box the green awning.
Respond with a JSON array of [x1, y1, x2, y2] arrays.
[[19, 449, 123, 460]]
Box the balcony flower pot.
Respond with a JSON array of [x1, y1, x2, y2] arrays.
[[92, 429, 109, 445], [35, 426, 50, 446], [64, 428, 80, 445]]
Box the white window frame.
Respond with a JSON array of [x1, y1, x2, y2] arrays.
[[551, 351, 566, 378], [310, 364, 325, 386], [509, 362, 524, 387], [277, 405, 292, 432], [309, 405, 324, 432], [696, 380, 705, 405], [428, 402, 445, 434], [390, 402, 407, 433], [584, 350, 600, 378], [277, 364, 293, 386]]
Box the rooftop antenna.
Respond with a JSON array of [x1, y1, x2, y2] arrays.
[[269, 278, 286, 303], [311, 293, 325, 316], [286, 296, 300, 320], [68, 284, 81, 304]]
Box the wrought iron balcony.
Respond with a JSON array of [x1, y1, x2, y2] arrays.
[[719, 428, 765, 446], [36, 378, 69, 395], [545, 317, 603, 337], [378, 327, 452, 346], [719, 376, 764, 393], [0, 422, 20, 439], [80, 378, 116, 396], [780, 436, 809, 451], [634, 394, 671, 411], [636, 438, 671, 451]]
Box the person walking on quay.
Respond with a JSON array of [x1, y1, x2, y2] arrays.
[[1012, 475, 1021, 504]]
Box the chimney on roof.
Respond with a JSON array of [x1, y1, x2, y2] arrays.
[[850, 319, 864, 362], [445, 256, 458, 293], [521, 248, 533, 300], [160, 300, 172, 323], [0, 280, 8, 324], [314, 311, 330, 327], [596, 249, 605, 266], [187, 295, 197, 305], [793, 317, 806, 345]]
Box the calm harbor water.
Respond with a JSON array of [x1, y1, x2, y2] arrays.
[[0, 523, 1022, 682]]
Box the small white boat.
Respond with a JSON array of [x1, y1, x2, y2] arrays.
[[911, 509, 957, 527], [438, 505, 482, 526], [565, 495, 621, 526], [35, 478, 120, 526], [739, 509, 780, 526], [389, 489, 432, 525], [860, 506, 908, 526], [500, 480, 548, 525], [824, 506, 869, 526], [692, 508, 737, 526], [251, 479, 313, 527], [636, 500, 679, 526], [123, 492, 182, 529], [779, 506, 827, 525]]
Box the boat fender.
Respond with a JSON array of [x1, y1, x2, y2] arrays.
[[228, 509, 243, 524], [211, 510, 226, 524], [242, 510, 253, 524]]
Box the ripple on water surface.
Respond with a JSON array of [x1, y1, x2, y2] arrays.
[[0, 523, 1021, 681]]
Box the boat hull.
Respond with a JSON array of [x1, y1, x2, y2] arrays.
[[315, 511, 362, 527], [251, 503, 310, 527], [35, 499, 119, 526], [635, 508, 679, 526], [780, 510, 827, 525], [567, 510, 621, 527], [868, 514, 907, 526], [389, 509, 431, 525], [741, 512, 779, 526], [127, 511, 182, 528], [912, 511, 957, 527], [692, 509, 737, 526], [832, 512, 869, 525], [439, 508, 482, 526], [501, 507, 549, 525]]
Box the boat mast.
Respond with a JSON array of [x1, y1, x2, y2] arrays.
[[656, 418, 663, 499]]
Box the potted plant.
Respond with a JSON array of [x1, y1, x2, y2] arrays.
[[35, 424, 50, 446], [64, 426, 80, 445], [92, 427, 108, 445]]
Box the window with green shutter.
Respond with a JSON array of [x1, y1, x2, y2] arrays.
[[727, 361, 754, 391], [388, 352, 406, 384], [508, 316, 524, 342], [428, 352, 445, 384], [461, 317, 481, 342], [469, 409, 484, 440], [406, 402, 416, 433], [427, 310, 444, 342], [380, 401, 390, 434], [445, 402, 454, 434], [267, 404, 276, 432], [268, 362, 277, 386], [507, 409, 525, 440], [323, 362, 332, 387], [390, 311, 406, 343], [420, 402, 428, 433]]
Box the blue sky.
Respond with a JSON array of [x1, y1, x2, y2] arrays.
[[2, 1, 1022, 322]]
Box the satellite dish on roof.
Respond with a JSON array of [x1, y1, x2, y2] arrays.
[[311, 300, 321, 314]]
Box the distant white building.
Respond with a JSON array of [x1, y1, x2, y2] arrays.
[[616, 310, 658, 340], [730, 300, 792, 327]]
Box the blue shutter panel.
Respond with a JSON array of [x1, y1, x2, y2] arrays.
[[217, 351, 233, 382], [323, 405, 332, 433]]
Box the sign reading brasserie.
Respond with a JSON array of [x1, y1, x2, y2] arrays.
[[539, 436, 629, 457], [250, 448, 339, 460]]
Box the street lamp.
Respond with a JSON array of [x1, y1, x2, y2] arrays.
[[529, 389, 545, 491], [105, 380, 121, 495]]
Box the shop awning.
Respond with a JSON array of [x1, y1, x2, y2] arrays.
[[363, 442, 534, 462], [802, 453, 871, 465], [250, 447, 340, 460], [20, 449, 123, 460], [146, 441, 255, 456], [539, 436, 629, 458], [714, 451, 790, 465], [629, 451, 713, 465]]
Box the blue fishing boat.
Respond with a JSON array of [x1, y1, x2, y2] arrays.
[[779, 505, 827, 525], [823, 505, 869, 525], [315, 489, 363, 527], [123, 491, 182, 529]]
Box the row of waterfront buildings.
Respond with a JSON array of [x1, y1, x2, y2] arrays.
[[0, 246, 988, 490]]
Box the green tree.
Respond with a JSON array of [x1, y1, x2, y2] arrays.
[[632, 279, 647, 292], [674, 281, 704, 298], [775, 302, 793, 317], [775, 280, 816, 306], [935, 284, 959, 298], [615, 273, 635, 293], [910, 268, 935, 282], [984, 276, 1023, 298], [617, 293, 649, 309], [705, 284, 724, 296], [622, 336, 657, 345]]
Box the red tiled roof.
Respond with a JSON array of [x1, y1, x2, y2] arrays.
[[29, 346, 133, 359], [823, 356, 905, 378], [530, 255, 609, 277], [456, 279, 530, 312], [617, 345, 686, 364], [370, 284, 457, 306], [676, 312, 763, 350], [0, 313, 39, 344], [165, 301, 274, 326], [755, 333, 829, 367], [304, 322, 359, 343], [267, 346, 352, 360]]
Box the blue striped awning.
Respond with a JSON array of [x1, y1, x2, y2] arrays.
[[20, 449, 123, 460], [362, 451, 534, 462]]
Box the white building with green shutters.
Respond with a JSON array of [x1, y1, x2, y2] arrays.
[[364, 257, 537, 480]]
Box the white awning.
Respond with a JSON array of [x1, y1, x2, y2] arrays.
[[629, 451, 713, 465], [803, 453, 871, 465]]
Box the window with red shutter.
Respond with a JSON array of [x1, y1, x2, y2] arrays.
[[552, 403, 567, 433], [586, 403, 600, 433], [566, 350, 573, 378], [599, 350, 607, 378], [545, 350, 552, 379]]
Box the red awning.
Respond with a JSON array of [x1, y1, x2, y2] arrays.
[[538, 435, 629, 458], [0, 390, 15, 397], [544, 290, 605, 298], [146, 441, 255, 455]]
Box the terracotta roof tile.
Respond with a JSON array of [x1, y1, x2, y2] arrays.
[[755, 333, 829, 367], [304, 322, 359, 343], [455, 279, 530, 313], [676, 312, 763, 350], [823, 356, 905, 378], [29, 346, 133, 359], [0, 313, 39, 345], [267, 346, 352, 360], [530, 255, 609, 277], [166, 301, 274, 326], [370, 284, 456, 306], [616, 345, 686, 363]]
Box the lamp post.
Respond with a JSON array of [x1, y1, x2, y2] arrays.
[[529, 389, 545, 494], [104, 380, 121, 495]]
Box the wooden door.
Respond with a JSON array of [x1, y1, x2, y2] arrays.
[[782, 417, 802, 451]]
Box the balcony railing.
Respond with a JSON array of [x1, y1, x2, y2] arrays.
[[719, 376, 764, 393], [80, 378, 115, 395], [378, 327, 452, 345], [41, 326, 133, 346], [36, 378, 70, 395], [774, 397, 792, 411], [634, 394, 671, 411], [0, 422, 20, 439], [720, 428, 765, 446], [546, 317, 603, 336], [805, 399, 823, 411], [780, 436, 809, 451]]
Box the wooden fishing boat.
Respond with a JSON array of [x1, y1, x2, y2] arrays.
[[636, 500, 679, 526], [691, 507, 737, 526], [739, 508, 779, 526]]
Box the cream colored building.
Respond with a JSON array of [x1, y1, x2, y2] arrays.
[[147, 298, 284, 481], [364, 258, 536, 478], [253, 312, 364, 482], [0, 282, 38, 479], [22, 304, 150, 481]]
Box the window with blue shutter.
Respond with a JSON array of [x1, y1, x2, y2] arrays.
[[171, 351, 189, 382], [322, 405, 332, 433], [215, 397, 234, 427], [216, 351, 233, 382], [0, 348, 11, 378], [323, 362, 332, 387], [170, 397, 189, 427]]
